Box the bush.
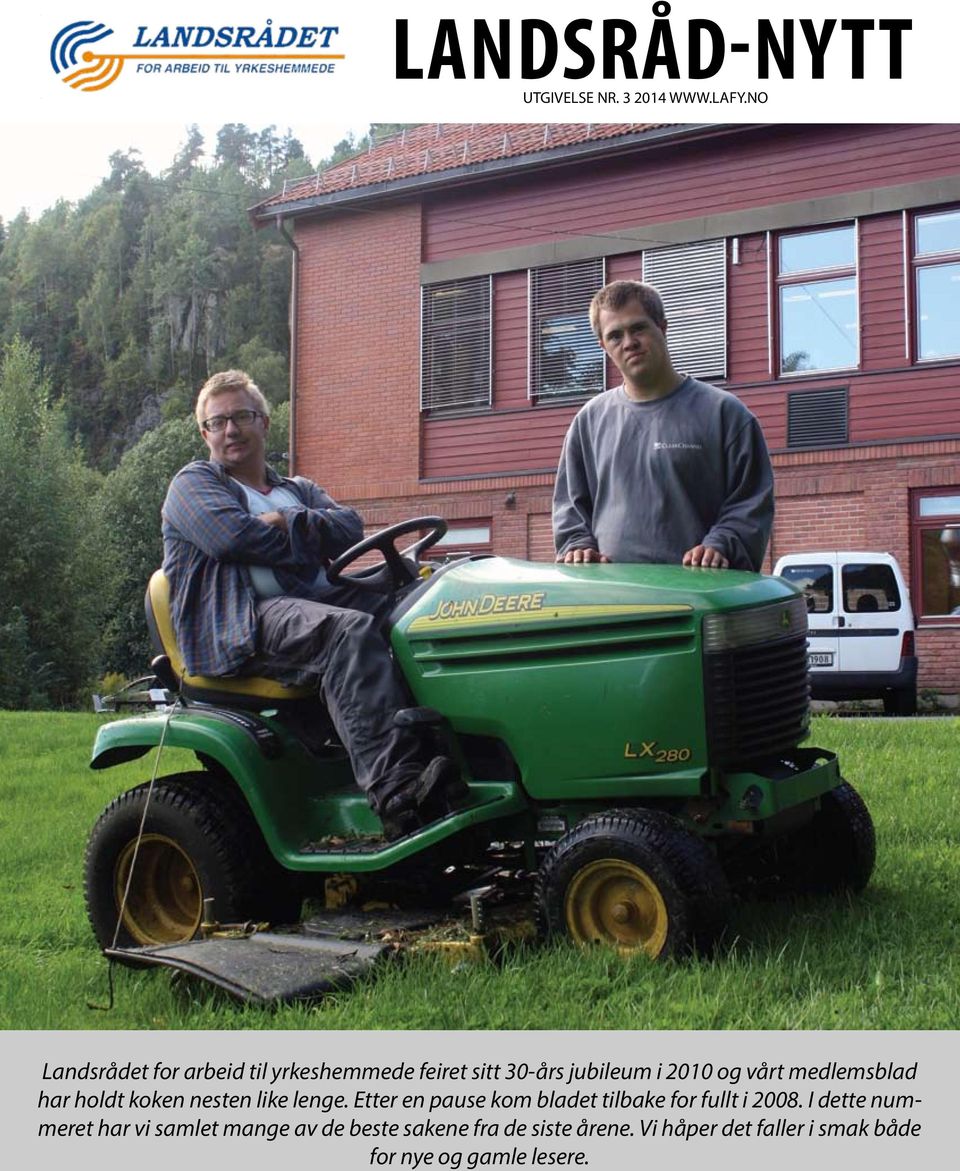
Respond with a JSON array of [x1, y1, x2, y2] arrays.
[[95, 416, 204, 678], [0, 338, 104, 707]]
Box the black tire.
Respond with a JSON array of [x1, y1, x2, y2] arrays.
[[535, 809, 731, 959], [778, 781, 876, 895], [84, 772, 301, 955], [883, 687, 917, 717]]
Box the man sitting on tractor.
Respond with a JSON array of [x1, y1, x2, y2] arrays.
[[161, 369, 465, 840]]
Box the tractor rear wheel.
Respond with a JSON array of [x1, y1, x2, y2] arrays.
[[777, 781, 875, 895], [84, 773, 301, 955], [536, 809, 730, 958]]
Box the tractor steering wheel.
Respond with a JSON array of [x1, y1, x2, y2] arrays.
[[326, 517, 448, 592]]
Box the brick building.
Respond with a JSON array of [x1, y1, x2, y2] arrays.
[[251, 122, 960, 692]]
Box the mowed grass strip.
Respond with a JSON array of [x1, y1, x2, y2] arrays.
[[0, 712, 957, 1030]]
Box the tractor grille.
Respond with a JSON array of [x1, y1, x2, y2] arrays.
[[704, 632, 811, 766]]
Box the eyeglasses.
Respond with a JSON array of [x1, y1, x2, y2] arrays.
[[202, 409, 263, 432]]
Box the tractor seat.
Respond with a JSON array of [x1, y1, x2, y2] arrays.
[[145, 570, 316, 708]]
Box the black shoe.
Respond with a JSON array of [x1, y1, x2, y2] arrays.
[[379, 794, 423, 842], [414, 756, 470, 818], [378, 759, 468, 840]]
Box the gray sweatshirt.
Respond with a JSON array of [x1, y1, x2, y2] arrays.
[[552, 377, 774, 571]]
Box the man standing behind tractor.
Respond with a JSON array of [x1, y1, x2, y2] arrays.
[[161, 370, 464, 840], [553, 280, 774, 570]]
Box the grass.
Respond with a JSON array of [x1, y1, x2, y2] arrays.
[[0, 711, 957, 1030]]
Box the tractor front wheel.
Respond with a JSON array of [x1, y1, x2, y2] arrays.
[[536, 809, 730, 959], [84, 773, 301, 955], [778, 781, 876, 896]]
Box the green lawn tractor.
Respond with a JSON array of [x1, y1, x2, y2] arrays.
[[85, 518, 875, 986]]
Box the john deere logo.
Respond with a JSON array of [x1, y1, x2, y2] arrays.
[[50, 19, 344, 92], [781, 610, 792, 630]]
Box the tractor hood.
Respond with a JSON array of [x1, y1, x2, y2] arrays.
[[391, 558, 809, 799], [395, 557, 794, 641]]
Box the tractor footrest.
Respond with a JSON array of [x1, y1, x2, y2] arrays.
[[300, 834, 389, 855], [105, 931, 391, 1004]]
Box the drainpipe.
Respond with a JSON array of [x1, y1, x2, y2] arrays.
[[276, 214, 299, 476]]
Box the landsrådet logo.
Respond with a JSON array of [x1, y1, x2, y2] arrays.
[[50, 19, 342, 92]]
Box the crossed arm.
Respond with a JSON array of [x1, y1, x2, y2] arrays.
[[162, 463, 363, 567]]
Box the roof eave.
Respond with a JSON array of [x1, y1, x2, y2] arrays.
[[250, 122, 754, 224]]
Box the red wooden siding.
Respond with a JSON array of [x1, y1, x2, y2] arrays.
[[850, 366, 960, 443], [604, 252, 644, 284], [859, 215, 907, 371], [737, 386, 786, 451], [492, 271, 528, 410], [738, 364, 960, 455], [423, 125, 960, 262], [727, 233, 770, 385], [421, 402, 576, 480]]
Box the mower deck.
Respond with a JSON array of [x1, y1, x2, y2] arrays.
[[106, 931, 393, 1004], [106, 901, 535, 1004]]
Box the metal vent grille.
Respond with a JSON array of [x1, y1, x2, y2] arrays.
[[643, 239, 727, 379], [787, 386, 849, 448], [704, 634, 811, 766], [529, 258, 605, 400], [421, 277, 492, 412]]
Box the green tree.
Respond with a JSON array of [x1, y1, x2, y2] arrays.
[[232, 337, 289, 404], [166, 125, 205, 184], [0, 337, 103, 707], [95, 416, 205, 678], [215, 123, 258, 175], [0, 122, 312, 471]]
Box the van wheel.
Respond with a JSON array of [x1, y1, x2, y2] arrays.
[[535, 809, 730, 958], [779, 782, 875, 895], [84, 773, 301, 956], [883, 687, 917, 716]]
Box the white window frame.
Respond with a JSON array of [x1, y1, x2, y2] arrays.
[[912, 207, 960, 364], [776, 223, 860, 377]]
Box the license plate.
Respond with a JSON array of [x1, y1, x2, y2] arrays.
[[809, 652, 834, 667]]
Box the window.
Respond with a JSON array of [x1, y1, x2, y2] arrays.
[[529, 258, 605, 400], [424, 521, 492, 561], [642, 239, 727, 379], [913, 208, 960, 362], [777, 225, 859, 375], [911, 490, 960, 620], [421, 277, 491, 413], [778, 563, 834, 615], [841, 563, 902, 613]]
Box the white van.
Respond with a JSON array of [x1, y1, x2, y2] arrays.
[[773, 551, 918, 715]]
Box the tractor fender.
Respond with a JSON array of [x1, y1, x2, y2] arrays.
[[89, 710, 327, 866]]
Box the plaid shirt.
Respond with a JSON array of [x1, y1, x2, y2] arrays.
[[161, 460, 363, 676]]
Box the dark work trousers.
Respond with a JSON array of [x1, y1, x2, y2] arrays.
[[248, 592, 424, 811]]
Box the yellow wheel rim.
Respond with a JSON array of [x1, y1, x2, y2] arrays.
[[564, 858, 669, 957], [114, 834, 202, 946]]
